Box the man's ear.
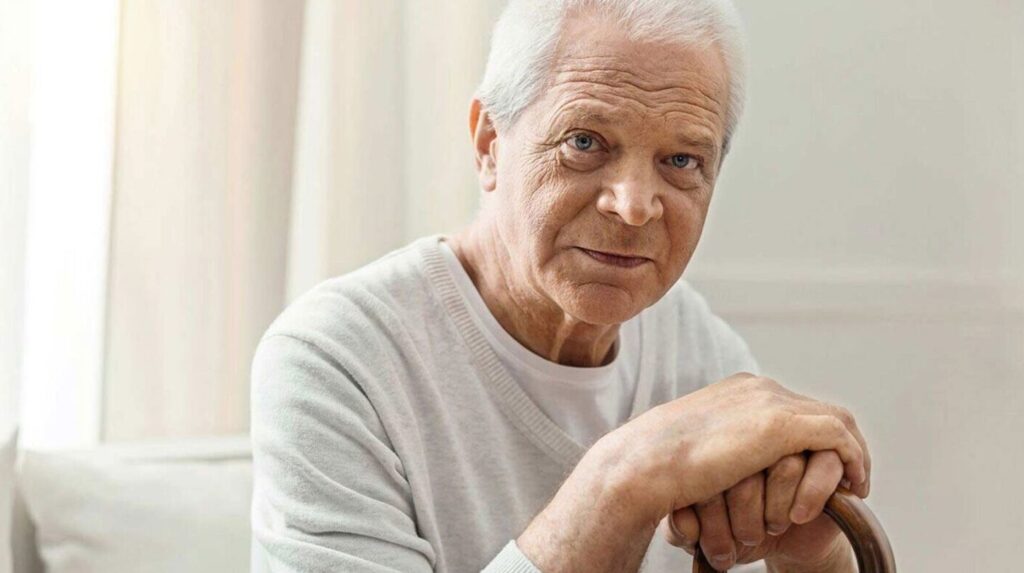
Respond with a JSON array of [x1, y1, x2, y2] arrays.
[[469, 98, 498, 192]]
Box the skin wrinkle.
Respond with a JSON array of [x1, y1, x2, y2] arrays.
[[486, 192, 623, 367], [450, 12, 728, 368], [550, 76, 724, 119], [552, 67, 727, 114], [543, 104, 723, 175], [544, 91, 721, 151], [543, 79, 725, 159], [547, 97, 720, 141]]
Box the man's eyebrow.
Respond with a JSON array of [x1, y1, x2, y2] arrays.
[[550, 108, 618, 128], [675, 131, 721, 156]]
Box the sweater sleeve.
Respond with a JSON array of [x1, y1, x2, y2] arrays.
[[481, 541, 544, 573], [249, 333, 434, 572], [250, 333, 541, 573]]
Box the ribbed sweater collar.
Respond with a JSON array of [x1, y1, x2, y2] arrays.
[[417, 235, 587, 469]]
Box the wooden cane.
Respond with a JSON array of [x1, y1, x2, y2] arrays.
[[693, 488, 896, 572]]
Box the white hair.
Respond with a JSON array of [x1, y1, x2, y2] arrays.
[[476, 0, 748, 152]]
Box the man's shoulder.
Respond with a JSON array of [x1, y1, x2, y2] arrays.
[[260, 236, 442, 356]]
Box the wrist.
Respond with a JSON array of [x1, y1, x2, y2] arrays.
[[587, 429, 670, 527], [516, 437, 661, 573]]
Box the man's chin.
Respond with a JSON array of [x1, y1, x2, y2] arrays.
[[558, 282, 645, 326]]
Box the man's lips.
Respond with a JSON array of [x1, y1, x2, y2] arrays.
[[576, 247, 651, 268]]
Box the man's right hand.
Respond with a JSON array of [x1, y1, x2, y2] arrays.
[[516, 372, 870, 573]]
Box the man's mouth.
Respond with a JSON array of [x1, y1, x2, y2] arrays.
[[576, 247, 651, 268]]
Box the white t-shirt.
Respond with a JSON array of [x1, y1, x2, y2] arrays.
[[438, 239, 642, 449]]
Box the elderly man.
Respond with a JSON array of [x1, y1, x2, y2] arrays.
[[250, 1, 872, 572]]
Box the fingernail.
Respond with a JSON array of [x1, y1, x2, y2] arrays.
[[840, 478, 851, 489], [767, 524, 788, 536], [711, 553, 733, 566], [741, 539, 759, 547], [791, 504, 809, 523]]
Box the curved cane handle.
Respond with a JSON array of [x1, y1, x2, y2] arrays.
[[692, 488, 896, 572]]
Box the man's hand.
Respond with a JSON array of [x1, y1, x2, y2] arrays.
[[664, 450, 867, 572], [516, 373, 870, 573]]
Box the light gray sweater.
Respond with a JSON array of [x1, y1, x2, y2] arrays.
[[250, 235, 761, 572]]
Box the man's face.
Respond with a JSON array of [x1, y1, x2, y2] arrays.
[[487, 13, 731, 325]]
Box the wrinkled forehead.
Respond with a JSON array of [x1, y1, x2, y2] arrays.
[[531, 12, 731, 144]]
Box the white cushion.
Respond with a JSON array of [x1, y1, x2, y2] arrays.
[[1, 426, 16, 573], [19, 437, 252, 573]]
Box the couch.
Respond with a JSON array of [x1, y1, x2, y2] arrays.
[[4, 430, 253, 573]]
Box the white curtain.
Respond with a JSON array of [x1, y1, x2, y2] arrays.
[[0, 0, 504, 444], [0, 0, 32, 435], [102, 0, 502, 441], [286, 0, 502, 299], [100, 0, 306, 441]]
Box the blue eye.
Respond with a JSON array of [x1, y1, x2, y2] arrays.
[[670, 154, 697, 169], [570, 134, 595, 151]]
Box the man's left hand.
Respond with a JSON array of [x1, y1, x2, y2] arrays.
[[664, 450, 868, 572]]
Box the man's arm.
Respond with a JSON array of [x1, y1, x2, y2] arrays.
[[251, 334, 435, 572], [509, 374, 869, 573], [252, 334, 867, 573], [512, 440, 662, 573], [253, 332, 642, 573], [253, 333, 594, 573]]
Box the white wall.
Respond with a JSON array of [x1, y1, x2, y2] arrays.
[[688, 1, 1024, 569], [1013, 0, 1024, 279]]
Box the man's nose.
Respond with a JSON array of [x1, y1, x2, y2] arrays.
[[595, 161, 664, 227]]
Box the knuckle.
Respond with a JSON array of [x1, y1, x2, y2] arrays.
[[754, 385, 784, 409], [822, 450, 844, 471], [697, 495, 725, 511], [756, 377, 785, 398], [725, 488, 753, 508], [738, 374, 774, 393], [835, 405, 855, 426], [670, 509, 699, 542], [727, 475, 762, 503], [758, 410, 788, 439], [801, 479, 832, 502], [828, 416, 848, 439], [771, 455, 805, 482], [735, 528, 765, 547], [665, 528, 691, 550], [724, 372, 757, 388]]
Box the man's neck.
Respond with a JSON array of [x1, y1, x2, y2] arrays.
[[446, 221, 621, 368]]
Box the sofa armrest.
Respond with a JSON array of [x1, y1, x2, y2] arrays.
[[11, 469, 43, 573]]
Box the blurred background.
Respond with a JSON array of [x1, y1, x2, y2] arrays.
[[1, 0, 1021, 570]]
